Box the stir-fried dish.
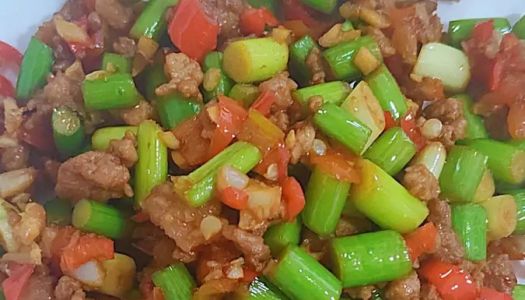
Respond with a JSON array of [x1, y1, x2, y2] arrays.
[[1, 0, 525, 299]]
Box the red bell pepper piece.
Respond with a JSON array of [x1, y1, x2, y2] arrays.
[[2, 264, 35, 300], [254, 144, 290, 183], [400, 113, 426, 151], [419, 259, 477, 300], [383, 111, 397, 130], [0, 41, 22, 69], [282, 176, 305, 220], [240, 8, 278, 37], [309, 150, 360, 183], [403, 222, 438, 262], [209, 96, 248, 158], [241, 265, 258, 283], [251, 91, 276, 117], [220, 186, 249, 210], [479, 288, 512, 300], [60, 234, 114, 273], [0, 75, 15, 98], [168, 0, 219, 62]]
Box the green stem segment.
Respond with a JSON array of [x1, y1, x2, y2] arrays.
[[52, 106, 85, 158], [142, 61, 167, 101], [266, 246, 342, 300], [513, 285, 525, 300], [323, 36, 382, 81], [455, 94, 488, 140], [289, 35, 318, 86], [44, 198, 72, 226], [263, 218, 301, 257], [303, 167, 351, 236], [329, 230, 412, 287], [156, 95, 201, 129], [439, 145, 488, 203], [513, 15, 525, 39], [508, 190, 525, 235], [451, 204, 487, 261], [235, 277, 289, 300], [135, 120, 168, 206], [463, 139, 525, 185], [366, 65, 408, 120], [82, 73, 140, 110], [364, 127, 416, 175], [102, 53, 131, 73], [152, 263, 196, 300], [16, 37, 54, 101], [313, 103, 372, 155], [349, 159, 429, 233], [174, 141, 261, 207], [72, 199, 130, 239], [202, 51, 234, 102], [246, 0, 279, 14], [300, 0, 337, 14], [228, 84, 260, 107], [448, 18, 511, 47], [293, 81, 351, 109], [91, 126, 138, 151], [130, 0, 179, 40]]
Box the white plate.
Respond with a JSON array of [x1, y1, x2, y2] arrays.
[[1, 0, 525, 285]]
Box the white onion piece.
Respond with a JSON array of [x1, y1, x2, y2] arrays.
[[71, 260, 105, 287], [200, 216, 222, 240], [216, 165, 249, 191], [0, 168, 35, 198], [411, 142, 446, 179]]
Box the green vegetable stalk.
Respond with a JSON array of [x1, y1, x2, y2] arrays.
[[451, 204, 487, 261], [16, 37, 54, 101], [152, 263, 196, 300], [364, 127, 416, 175]]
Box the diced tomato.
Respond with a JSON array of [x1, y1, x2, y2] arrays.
[[208, 96, 248, 158], [251, 91, 276, 117], [400, 113, 426, 151], [168, 0, 219, 61], [0, 75, 15, 98], [419, 259, 477, 300], [60, 234, 114, 273], [220, 187, 249, 210], [238, 109, 285, 154], [241, 266, 258, 283], [254, 144, 290, 183], [2, 264, 35, 300], [479, 288, 512, 300], [404, 222, 438, 262], [240, 8, 278, 37], [0, 40, 22, 69], [383, 111, 397, 130], [282, 20, 311, 39], [282, 176, 305, 220], [131, 211, 150, 223], [310, 150, 360, 183]]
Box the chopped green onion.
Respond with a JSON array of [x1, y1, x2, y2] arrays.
[[228, 84, 260, 107], [130, 0, 179, 40], [142, 61, 168, 101], [102, 53, 131, 73], [513, 285, 525, 300], [156, 95, 201, 129], [323, 36, 382, 81], [448, 18, 511, 47], [82, 73, 140, 110], [329, 230, 411, 287], [300, 0, 337, 14], [313, 103, 372, 155], [439, 145, 488, 203], [303, 167, 351, 236], [246, 0, 279, 14], [293, 81, 351, 109], [513, 15, 525, 39], [266, 246, 342, 300], [480, 195, 517, 241], [52, 106, 85, 158], [455, 94, 488, 140], [263, 218, 301, 257], [451, 204, 487, 261], [72, 199, 131, 239], [152, 263, 196, 300], [135, 120, 168, 206], [412, 42, 471, 93], [234, 276, 288, 300], [365, 65, 408, 120], [289, 35, 318, 86], [16, 37, 54, 101], [174, 141, 261, 207], [349, 159, 429, 233], [364, 127, 416, 175], [507, 190, 525, 235], [91, 126, 138, 151], [202, 51, 234, 102], [44, 198, 72, 226]]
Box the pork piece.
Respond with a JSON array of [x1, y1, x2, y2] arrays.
[[107, 131, 138, 168], [305, 47, 326, 84], [142, 184, 221, 254], [222, 225, 271, 271], [118, 100, 154, 126], [480, 254, 517, 294], [384, 271, 420, 300], [402, 164, 440, 201], [258, 72, 298, 111], [420, 283, 442, 300], [427, 198, 464, 263], [156, 53, 204, 100], [112, 36, 136, 57], [0, 144, 29, 172], [201, 0, 248, 40], [43, 72, 84, 111], [95, 0, 134, 30], [423, 98, 466, 148], [19, 265, 55, 300], [54, 275, 86, 300], [344, 286, 376, 300], [55, 151, 132, 202], [286, 122, 316, 164]]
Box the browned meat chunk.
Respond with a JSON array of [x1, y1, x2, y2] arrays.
[[201, 0, 248, 40], [55, 151, 132, 202], [344, 286, 376, 300], [222, 225, 271, 271], [95, 0, 134, 30], [427, 198, 465, 263], [142, 183, 221, 253], [119, 100, 154, 126], [43, 72, 83, 111], [156, 53, 204, 100], [107, 131, 138, 168], [423, 98, 466, 148], [0, 144, 29, 172], [306, 48, 326, 85], [402, 164, 440, 201], [259, 72, 298, 111], [363, 26, 395, 57], [172, 111, 214, 168], [19, 265, 55, 300], [488, 235, 525, 260], [480, 254, 517, 294], [384, 271, 420, 300], [113, 36, 137, 57], [54, 275, 86, 300], [420, 283, 442, 300]]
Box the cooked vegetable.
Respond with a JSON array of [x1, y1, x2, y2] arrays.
[[514, 15, 525, 39], [293, 81, 351, 109], [223, 37, 289, 83], [473, 170, 496, 203], [289, 35, 318, 85], [451, 204, 487, 261], [234, 277, 289, 300], [102, 53, 131, 73], [72, 200, 130, 239], [420, 260, 477, 300], [514, 285, 525, 300], [91, 126, 138, 151], [247, 0, 279, 13], [410, 142, 447, 178], [462, 139, 525, 184], [349, 159, 429, 233], [202, 51, 234, 102], [228, 84, 260, 107], [16, 37, 54, 100], [45, 198, 72, 226], [263, 218, 301, 256], [508, 190, 525, 235], [313, 103, 372, 155], [266, 246, 342, 300], [152, 263, 196, 300], [329, 230, 412, 287], [412, 42, 471, 93], [303, 167, 351, 236], [404, 222, 438, 261], [99, 254, 136, 298], [439, 146, 488, 203], [365, 65, 408, 120], [135, 120, 168, 206], [480, 195, 517, 241], [364, 127, 416, 175], [82, 73, 140, 110], [52, 106, 85, 158], [455, 94, 488, 140], [323, 36, 382, 81], [448, 18, 511, 47], [156, 95, 201, 129], [130, 0, 179, 40], [300, 0, 337, 14]]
